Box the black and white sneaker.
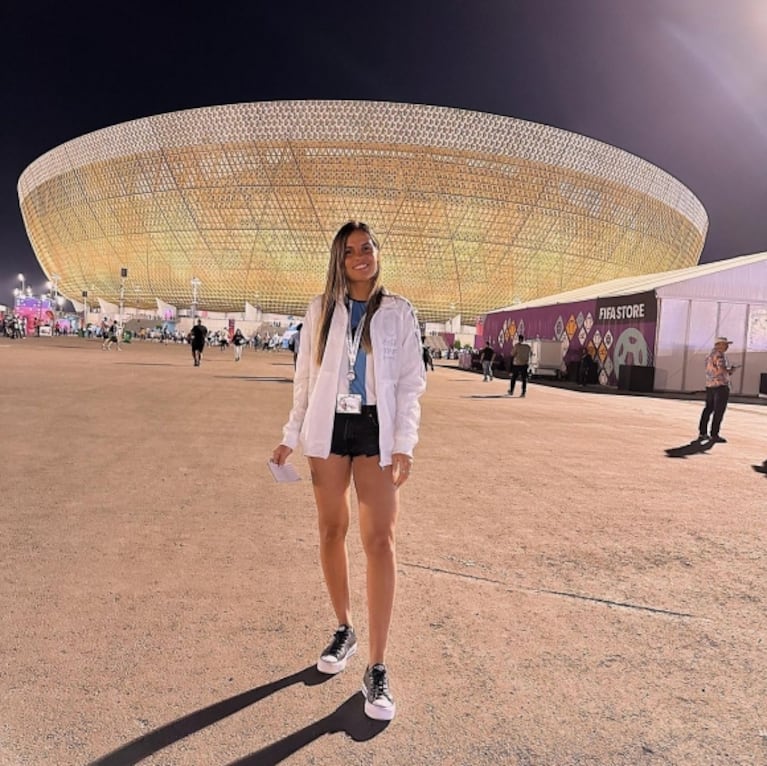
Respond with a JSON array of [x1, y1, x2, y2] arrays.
[[317, 625, 357, 674], [361, 663, 396, 721]]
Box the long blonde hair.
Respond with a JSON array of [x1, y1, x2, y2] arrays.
[[315, 220, 384, 365]]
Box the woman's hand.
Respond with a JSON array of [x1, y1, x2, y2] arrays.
[[271, 444, 293, 466], [391, 452, 414, 487]]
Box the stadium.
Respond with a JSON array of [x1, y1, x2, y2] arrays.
[[17, 101, 707, 322]]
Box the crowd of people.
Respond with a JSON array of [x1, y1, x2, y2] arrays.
[[181, 319, 302, 367], [1, 314, 27, 338], [0, 313, 299, 352], [0, 314, 76, 337]]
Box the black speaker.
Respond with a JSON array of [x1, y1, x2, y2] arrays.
[[759, 373, 767, 396], [618, 365, 654, 392]]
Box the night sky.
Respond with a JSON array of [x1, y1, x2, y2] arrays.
[[2, 0, 766, 305]]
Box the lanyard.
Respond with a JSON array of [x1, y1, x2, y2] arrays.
[[345, 304, 367, 381]]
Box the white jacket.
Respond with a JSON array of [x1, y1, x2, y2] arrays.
[[282, 292, 426, 467]]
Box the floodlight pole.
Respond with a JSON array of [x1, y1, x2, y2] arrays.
[[49, 274, 60, 332], [191, 277, 201, 322], [119, 267, 128, 332]]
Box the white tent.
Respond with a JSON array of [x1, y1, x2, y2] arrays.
[[484, 252, 767, 395]]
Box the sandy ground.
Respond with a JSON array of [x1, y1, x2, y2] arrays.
[[1, 336, 766, 766]]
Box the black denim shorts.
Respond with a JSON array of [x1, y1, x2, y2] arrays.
[[330, 405, 380, 458]]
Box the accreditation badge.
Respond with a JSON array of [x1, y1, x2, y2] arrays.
[[336, 393, 363, 414]]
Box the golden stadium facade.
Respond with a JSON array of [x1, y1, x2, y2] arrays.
[[17, 101, 707, 321]]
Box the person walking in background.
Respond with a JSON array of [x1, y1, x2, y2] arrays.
[[232, 328, 246, 362], [290, 323, 303, 369], [271, 220, 426, 721], [579, 346, 598, 386], [698, 336, 737, 443], [479, 340, 496, 381], [102, 321, 120, 351], [508, 334, 532, 397], [100, 320, 111, 350], [189, 318, 208, 367], [421, 339, 434, 372]]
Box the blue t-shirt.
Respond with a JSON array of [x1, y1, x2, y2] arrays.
[[349, 299, 367, 402]]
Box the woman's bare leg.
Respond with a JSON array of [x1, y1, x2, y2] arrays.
[[353, 456, 399, 665], [308, 455, 354, 627]]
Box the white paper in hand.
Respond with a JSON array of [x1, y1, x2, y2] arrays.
[[267, 461, 301, 483]]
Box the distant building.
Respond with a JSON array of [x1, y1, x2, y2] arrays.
[[18, 101, 706, 322]]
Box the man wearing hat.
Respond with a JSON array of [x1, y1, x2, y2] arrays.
[[698, 336, 737, 443]]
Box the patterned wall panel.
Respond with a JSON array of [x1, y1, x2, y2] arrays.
[[18, 101, 707, 321]]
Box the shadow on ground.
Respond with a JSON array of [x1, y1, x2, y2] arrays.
[[215, 376, 293, 383], [664, 438, 716, 458], [90, 666, 386, 766], [224, 693, 388, 765]]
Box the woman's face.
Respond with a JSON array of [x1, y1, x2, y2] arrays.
[[343, 228, 379, 290]]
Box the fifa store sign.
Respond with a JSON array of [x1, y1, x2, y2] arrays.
[[595, 291, 657, 324]]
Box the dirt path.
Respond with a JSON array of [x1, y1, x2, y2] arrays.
[[1, 337, 765, 765]]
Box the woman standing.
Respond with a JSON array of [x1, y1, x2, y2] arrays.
[[271, 220, 426, 721]]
